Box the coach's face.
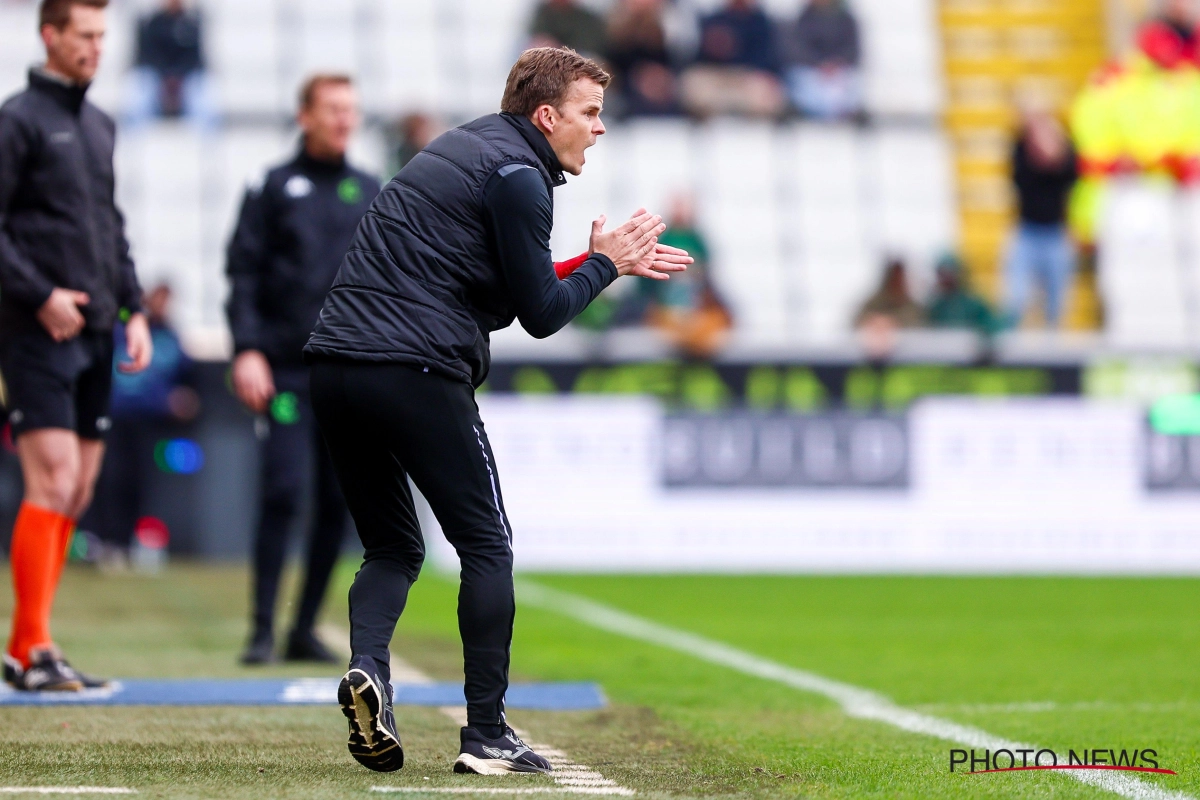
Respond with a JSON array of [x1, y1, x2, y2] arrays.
[[42, 5, 106, 84], [537, 78, 606, 176]]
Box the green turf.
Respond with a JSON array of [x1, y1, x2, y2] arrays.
[[0, 563, 1197, 798]]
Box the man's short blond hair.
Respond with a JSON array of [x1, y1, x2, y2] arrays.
[[39, 0, 107, 30], [299, 74, 354, 111], [501, 47, 610, 117]]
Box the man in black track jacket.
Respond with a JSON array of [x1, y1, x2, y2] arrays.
[[0, 0, 152, 694], [225, 75, 380, 666], [306, 47, 691, 776]]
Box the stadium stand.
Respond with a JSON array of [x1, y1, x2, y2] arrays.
[[0, 0, 955, 355]]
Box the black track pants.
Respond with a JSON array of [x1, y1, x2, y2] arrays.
[[309, 360, 515, 730], [252, 367, 349, 638]]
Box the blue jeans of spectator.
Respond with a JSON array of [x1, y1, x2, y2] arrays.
[[1004, 222, 1075, 327], [123, 67, 217, 129], [786, 66, 863, 120]]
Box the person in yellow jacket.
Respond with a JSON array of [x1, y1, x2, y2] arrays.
[[1069, 7, 1200, 244]]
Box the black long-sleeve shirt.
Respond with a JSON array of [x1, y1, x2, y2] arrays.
[[0, 69, 142, 335], [482, 163, 616, 339], [1013, 139, 1078, 226]]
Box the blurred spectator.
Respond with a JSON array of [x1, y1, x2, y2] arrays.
[[1005, 110, 1078, 328], [778, 0, 863, 121], [124, 0, 215, 128], [392, 112, 439, 174], [606, 0, 680, 116], [528, 0, 607, 58], [680, 0, 785, 119], [926, 254, 1000, 335], [1137, 0, 1198, 69], [614, 194, 733, 357], [854, 258, 923, 358], [83, 284, 197, 572]]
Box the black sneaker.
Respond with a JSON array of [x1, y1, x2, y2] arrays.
[[284, 630, 338, 663], [240, 630, 275, 665], [55, 654, 110, 689], [338, 654, 404, 772], [13, 648, 83, 692], [3, 654, 23, 688], [454, 725, 553, 775]]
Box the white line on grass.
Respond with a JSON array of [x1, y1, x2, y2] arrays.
[[320, 625, 634, 796], [517, 581, 1192, 800], [0, 790, 136, 795], [371, 789, 631, 795]]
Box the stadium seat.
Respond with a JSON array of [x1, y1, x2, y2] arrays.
[[868, 126, 957, 294], [854, 0, 944, 117], [0, 4, 42, 103], [128, 125, 207, 332], [621, 119, 695, 217], [1099, 181, 1190, 348], [208, 0, 284, 117], [289, 0, 358, 92]]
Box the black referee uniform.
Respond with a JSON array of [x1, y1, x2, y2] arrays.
[[226, 147, 380, 661], [0, 69, 143, 442], [304, 113, 616, 735]]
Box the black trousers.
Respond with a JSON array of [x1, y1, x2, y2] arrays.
[[252, 367, 349, 638], [87, 417, 164, 548], [310, 360, 514, 731]]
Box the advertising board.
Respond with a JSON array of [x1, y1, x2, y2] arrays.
[[423, 396, 1200, 573]]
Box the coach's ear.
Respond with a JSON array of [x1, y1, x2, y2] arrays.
[[531, 104, 558, 137]]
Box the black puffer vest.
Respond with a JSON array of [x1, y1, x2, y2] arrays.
[[304, 113, 565, 387]]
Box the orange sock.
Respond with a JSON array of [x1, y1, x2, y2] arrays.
[[6, 502, 72, 668], [50, 515, 76, 593]]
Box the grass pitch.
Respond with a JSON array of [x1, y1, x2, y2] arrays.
[[0, 562, 1197, 798]]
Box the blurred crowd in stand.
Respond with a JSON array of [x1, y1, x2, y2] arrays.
[[528, 0, 864, 121], [123, 0, 215, 128], [857, 0, 1200, 346], [851, 103, 1080, 353], [33, 0, 1200, 365]]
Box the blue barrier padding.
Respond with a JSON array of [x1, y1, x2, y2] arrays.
[[0, 679, 606, 709]]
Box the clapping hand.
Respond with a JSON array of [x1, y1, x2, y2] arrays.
[[589, 209, 692, 281]]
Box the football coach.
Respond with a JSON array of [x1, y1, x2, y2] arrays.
[[304, 47, 691, 775]]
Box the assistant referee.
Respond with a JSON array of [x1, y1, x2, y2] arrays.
[[304, 47, 691, 774]]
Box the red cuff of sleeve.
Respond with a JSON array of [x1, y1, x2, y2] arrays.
[[554, 252, 590, 280]]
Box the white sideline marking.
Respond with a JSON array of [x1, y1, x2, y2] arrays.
[[371, 789, 628, 795], [518, 581, 1192, 800], [322, 625, 633, 796], [919, 700, 1199, 715], [0, 790, 136, 795]]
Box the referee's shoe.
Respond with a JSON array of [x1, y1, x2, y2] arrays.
[[3, 648, 82, 692], [338, 654, 404, 772]]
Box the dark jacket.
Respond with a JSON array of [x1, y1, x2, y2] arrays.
[[1013, 139, 1078, 226], [529, 1, 607, 57], [305, 113, 616, 387], [695, 6, 778, 72], [783, 3, 861, 68], [225, 148, 380, 368], [0, 69, 142, 336], [135, 9, 205, 77]]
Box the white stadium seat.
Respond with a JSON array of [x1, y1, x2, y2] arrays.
[[0, 4, 42, 103]]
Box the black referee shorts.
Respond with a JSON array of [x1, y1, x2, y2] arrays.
[[0, 329, 114, 440]]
